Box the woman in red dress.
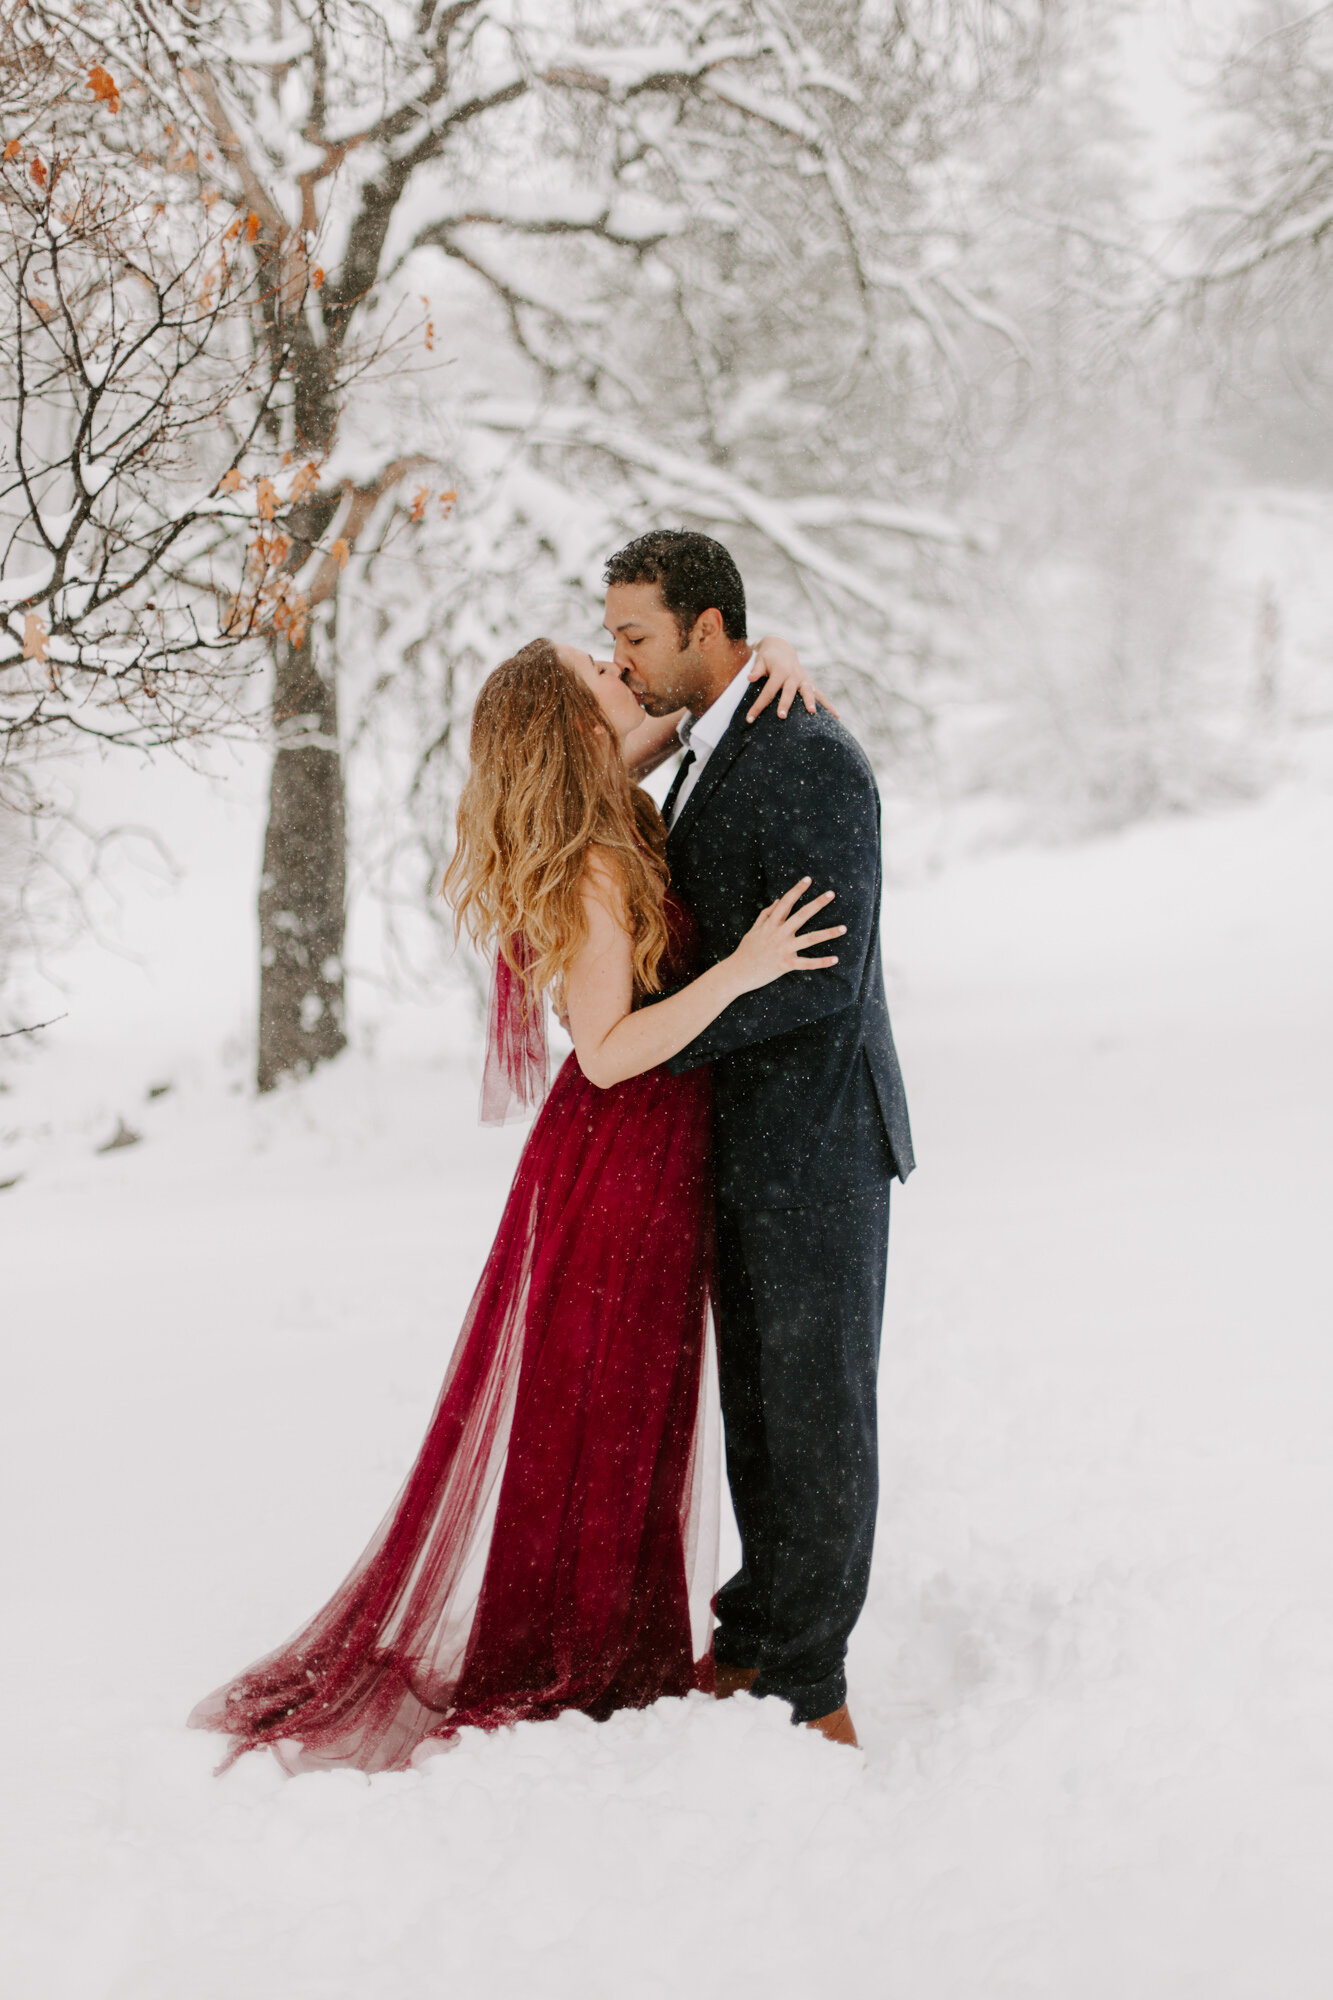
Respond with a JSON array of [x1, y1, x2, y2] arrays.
[[189, 638, 841, 1774]]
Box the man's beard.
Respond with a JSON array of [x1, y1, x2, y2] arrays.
[[633, 642, 697, 717], [637, 689, 686, 718]]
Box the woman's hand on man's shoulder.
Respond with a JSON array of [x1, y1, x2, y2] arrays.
[[745, 635, 840, 723]]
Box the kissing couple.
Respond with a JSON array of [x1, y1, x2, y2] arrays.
[[191, 529, 914, 1769]]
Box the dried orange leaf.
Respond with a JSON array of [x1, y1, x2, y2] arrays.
[[30, 158, 47, 188], [311, 266, 325, 289], [3, 139, 20, 163], [245, 211, 260, 242], [22, 613, 49, 664], [439, 487, 457, 515], [255, 477, 279, 522], [332, 537, 350, 570], [89, 65, 122, 114], [289, 461, 320, 502], [409, 485, 429, 523], [216, 468, 244, 496]]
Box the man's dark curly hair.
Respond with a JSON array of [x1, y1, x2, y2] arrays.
[[603, 529, 748, 646]]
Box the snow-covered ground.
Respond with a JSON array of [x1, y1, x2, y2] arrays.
[[3, 744, 1332, 1999]]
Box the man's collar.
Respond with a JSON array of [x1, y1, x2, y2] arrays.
[[678, 658, 753, 751]]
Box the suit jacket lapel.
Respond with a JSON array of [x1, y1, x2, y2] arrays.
[[666, 696, 753, 854]]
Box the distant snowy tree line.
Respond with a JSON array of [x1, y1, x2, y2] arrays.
[[0, 0, 1320, 1075]]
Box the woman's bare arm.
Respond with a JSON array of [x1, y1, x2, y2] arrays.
[[622, 709, 685, 781], [564, 857, 843, 1090], [744, 635, 840, 721]]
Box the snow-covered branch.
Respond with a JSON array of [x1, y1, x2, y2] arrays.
[[0, 98, 291, 752], [1187, 194, 1333, 288], [1168, 8, 1333, 307], [466, 400, 953, 629]]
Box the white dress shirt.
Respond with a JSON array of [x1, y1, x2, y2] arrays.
[[665, 660, 754, 827]]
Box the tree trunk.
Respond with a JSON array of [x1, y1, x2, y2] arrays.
[[256, 618, 347, 1092]]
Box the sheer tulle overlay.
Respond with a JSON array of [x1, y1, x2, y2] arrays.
[[190, 904, 716, 1775], [479, 935, 549, 1126]]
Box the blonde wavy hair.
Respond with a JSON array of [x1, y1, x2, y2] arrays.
[[442, 637, 672, 1002]]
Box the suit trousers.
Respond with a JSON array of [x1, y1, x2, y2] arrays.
[[712, 1178, 891, 1723]]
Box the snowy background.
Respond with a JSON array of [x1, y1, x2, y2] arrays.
[[4, 707, 1332, 1999], [5, 1, 1333, 1995]]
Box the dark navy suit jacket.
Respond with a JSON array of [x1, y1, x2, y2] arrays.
[[661, 696, 914, 1210]]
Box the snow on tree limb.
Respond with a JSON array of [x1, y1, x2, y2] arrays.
[[1162, 9, 1333, 309], [466, 400, 943, 628], [0, 559, 57, 608], [1187, 194, 1333, 288], [700, 72, 818, 143], [932, 273, 1032, 364], [783, 496, 993, 552]]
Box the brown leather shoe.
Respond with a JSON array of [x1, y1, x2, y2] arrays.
[[713, 1663, 760, 1699], [805, 1702, 859, 1747]]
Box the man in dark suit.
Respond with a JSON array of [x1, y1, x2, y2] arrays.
[[604, 529, 914, 1747]]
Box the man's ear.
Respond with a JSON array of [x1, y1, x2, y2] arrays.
[[691, 606, 725, 650]]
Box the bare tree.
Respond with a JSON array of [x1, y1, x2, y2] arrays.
[[252, 0, 1051, 1000], [0, 7, 306, 1034], [1184, 3, 1333, 306], [0, 11, 300, 759], [950, 12, 1219, 829], [1162, 3, 1333, 496], [10, 0, 1050, 1085], [0, 148, 287, 755]]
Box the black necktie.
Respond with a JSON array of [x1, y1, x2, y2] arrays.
[[661, 747, 696, 829]]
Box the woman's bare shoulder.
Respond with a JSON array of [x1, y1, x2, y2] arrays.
[[579, 844, 630, 922]]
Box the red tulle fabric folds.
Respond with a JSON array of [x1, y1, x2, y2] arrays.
[[190, 909, 715, 1775], [479, 937, 549, 1126]]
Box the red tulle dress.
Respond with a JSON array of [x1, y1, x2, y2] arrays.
[[190, 898, 716, 1775]]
